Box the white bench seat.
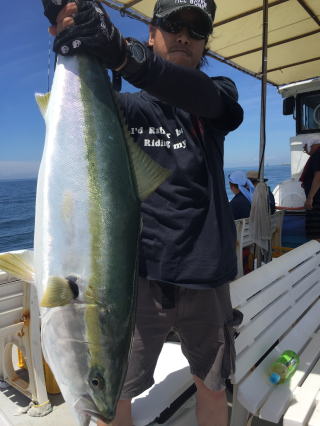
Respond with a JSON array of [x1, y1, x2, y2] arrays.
[[0, 251, 51, 416], [308, 392, 320, 426], [230, 239, 320, 426], [283, 353, 320, 426], [132, 342, 193, 426], [237, 302, 320, 422]]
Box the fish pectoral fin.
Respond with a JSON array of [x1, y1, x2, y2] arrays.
[[125, 131, 171, 201], [40, 276, 75, 307], [0, 253, 34, 283], [35, 92, 50, 119], [130, 140, 171, 201], [114, 97, 171, 201]]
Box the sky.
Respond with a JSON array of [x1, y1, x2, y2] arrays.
[[0, 1, 296, 180]]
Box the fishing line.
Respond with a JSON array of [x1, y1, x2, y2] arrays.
[[47, 36, 52, 92], [47, 35, 58, 92]]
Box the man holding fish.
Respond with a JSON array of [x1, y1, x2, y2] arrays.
[[43, 0, 243, 425]]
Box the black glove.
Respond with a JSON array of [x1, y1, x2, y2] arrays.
[[42, 0, 70, 26], [53, 0, 127, 70]]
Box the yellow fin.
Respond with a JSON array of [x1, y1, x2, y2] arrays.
[[40, 276, 74, 308], [125, 131, 171, 201], [0, 253, 34, 282], [35, 92, 50, 118], [113, 93, 171, 201]]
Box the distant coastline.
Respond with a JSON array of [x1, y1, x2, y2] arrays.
[[0, 161, 39, 181], [0, 177, 37, 182], [0, 163, 291, 181], [224, 163, 290, 171]]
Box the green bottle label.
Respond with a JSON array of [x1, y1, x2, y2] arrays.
[[281, 354, 297, 369]]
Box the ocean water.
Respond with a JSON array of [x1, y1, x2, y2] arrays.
[[0, 178, 37, 253], [224, 164, 291, 200], [0, 165, 291, 253]]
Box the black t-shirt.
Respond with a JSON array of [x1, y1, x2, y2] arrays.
[[302, 148, 320, 202], [117, 77, 243, 288], [229, 193, 251, 220]]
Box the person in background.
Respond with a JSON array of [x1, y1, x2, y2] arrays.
[[300, 140, 320, 239], [43, 0, 244, 425], [246, 170, 276, 214], [228, 170, 255, 220]]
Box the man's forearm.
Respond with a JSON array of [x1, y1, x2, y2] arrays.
[[121, 43, 233, 118], [308, 171, 320, 200], [138, 56, 224, 118]]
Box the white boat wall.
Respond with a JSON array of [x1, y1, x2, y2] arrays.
[[273, 77, 320, 210]]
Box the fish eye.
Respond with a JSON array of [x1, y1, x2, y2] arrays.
[[90, 375, 105, 390]]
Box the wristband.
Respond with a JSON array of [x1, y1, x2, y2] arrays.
[[120, 39, 147, 80]]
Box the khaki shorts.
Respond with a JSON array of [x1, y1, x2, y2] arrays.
[[120, 277, 240, 399]]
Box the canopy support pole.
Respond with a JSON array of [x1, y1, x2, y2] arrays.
[[254, 0, 272, 268], [258, 0, 269, 182]]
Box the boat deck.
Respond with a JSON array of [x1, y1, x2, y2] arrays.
[[0, 384, 76, 426], [0, 347, 84, 426], [0, 373, 283, 426]]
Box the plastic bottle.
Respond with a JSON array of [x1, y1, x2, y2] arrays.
[[269, 350, 299, 384]]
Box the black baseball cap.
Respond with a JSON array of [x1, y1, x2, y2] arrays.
[[153, 0, 216, 33]]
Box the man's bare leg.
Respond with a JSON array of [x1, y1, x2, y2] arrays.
[[96, 399, 132, 426], [194, 376, 228, 426]]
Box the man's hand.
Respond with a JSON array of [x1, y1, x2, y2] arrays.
[[305, 196, 313, 210], [44, 0, 127, 70], [48, 2, 78, 36], [305, 171, 320, 210]]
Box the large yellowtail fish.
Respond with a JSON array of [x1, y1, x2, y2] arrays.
[[0, 53, 169, 425]]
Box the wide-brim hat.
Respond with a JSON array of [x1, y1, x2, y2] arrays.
[[153, 0, 216, 34], [246, 170, 268, 182]]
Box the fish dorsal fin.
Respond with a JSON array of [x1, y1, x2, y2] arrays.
[[41, 277, 74, 308], [35, 92, 51, 118], [0, 252, 34, 283], [113, 95, 171, 201]]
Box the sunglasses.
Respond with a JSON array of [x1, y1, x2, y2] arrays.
[[152, 17, 210, 41]]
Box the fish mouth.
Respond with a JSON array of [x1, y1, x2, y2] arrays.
[[82, 409, 110, 423], [73, 395, 111, 424]]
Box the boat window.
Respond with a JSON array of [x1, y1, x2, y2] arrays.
[[296, 91, 320, 133]]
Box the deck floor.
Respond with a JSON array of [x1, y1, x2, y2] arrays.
[[0, 347, 284, 426], [0, 384, 76, 426], [0, 379, 283, 426]]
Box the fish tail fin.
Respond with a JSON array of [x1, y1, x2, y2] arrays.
[[0, 252, 34, 282], [35, 92, 51, 119]]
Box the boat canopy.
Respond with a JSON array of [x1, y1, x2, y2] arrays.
[[101, 0, 320, 87]]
